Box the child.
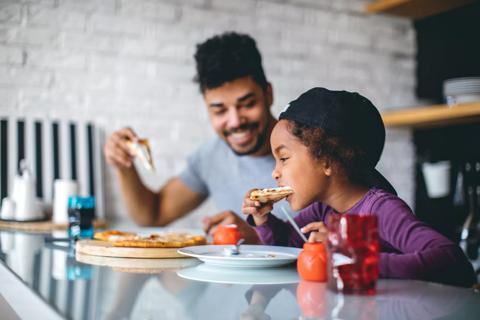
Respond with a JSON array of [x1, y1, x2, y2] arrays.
[[242, 88, 475, 287]]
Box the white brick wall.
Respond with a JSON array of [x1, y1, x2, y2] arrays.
[[0, 0, 416, 228]]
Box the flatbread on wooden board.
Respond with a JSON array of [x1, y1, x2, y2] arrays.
[[94, 230, 206, 248], [249, 186, 294, 203]]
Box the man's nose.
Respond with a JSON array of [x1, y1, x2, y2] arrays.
[[226, 108, 244, 128]]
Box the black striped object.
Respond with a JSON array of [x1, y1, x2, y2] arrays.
[[0, 117, 104, 219]]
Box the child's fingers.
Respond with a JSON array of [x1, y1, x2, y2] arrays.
[[242, 206, 258, 216], [242, 197, 273, 214], [300, 221, 327, 234], [242, 205, 272, 217], [308, 231, 325, 243], [245, 188, 260, 199], [243, 198, 262, 208]]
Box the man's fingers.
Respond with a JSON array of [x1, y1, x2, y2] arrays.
[[105, 143, 133, 167], [112, 152, 132, 168], [201, 217, 211, 233], [118, 127, 138, 141], [203, 211, 235, 234], [209, 211, 233, 225], [110, 133, 135, 156]]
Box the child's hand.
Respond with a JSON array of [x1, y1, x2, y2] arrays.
[[242, 189, 273, 226], [301, 222, 328, 243]]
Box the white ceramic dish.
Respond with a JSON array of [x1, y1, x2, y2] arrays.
[[177, 263, 300, 285], [177, 245, 300, 268]]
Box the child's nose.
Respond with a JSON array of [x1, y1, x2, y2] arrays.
[[272, 169, 280, 180]]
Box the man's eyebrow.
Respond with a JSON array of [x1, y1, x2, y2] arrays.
[[209, 92, 256, 108], [209, 102, 225, 108], [237, 92, 255, 103], [274, 144, 286, 153]]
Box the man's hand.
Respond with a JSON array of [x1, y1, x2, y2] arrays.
[[104, 127, 138, 169], [242, 189, 273, 226], [202, 211, 261, 244], [301, 222, 328, 243]]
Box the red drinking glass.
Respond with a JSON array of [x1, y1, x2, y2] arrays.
[[326, 214, 379, 295]]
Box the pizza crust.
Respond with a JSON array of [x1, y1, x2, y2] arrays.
[[94, 230, 136, 242], [249, 186, 294, 203], [94, 230, 206, 248]]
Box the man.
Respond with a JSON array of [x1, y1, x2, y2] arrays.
[[104, 32, 284, 243]]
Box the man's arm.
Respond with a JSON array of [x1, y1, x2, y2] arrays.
[[105, 127, 207, 227], [203, 211, 261, 244], [116, 169, 206, 226]]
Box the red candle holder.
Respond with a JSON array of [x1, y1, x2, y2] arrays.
[[326, 214, 379, 295]]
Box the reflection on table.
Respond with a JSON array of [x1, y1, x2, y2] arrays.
[[0, 230, 479, 320]]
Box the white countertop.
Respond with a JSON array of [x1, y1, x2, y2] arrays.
[[1, 230, 479, 320]]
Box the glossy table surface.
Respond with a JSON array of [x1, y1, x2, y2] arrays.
[[0, 229, 479, 320]]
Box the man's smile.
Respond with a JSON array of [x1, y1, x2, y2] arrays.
[[224, 123, 259, 146]]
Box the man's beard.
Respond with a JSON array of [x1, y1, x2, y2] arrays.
[[223, 122, 269, 156]]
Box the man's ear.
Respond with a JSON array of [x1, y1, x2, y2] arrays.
[[266, 83, 273, 108]]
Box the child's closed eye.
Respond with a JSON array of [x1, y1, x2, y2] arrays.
[[279, 157, 289, 162]]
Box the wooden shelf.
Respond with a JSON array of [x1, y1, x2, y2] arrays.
[[382, 102, 480, 128], [366, 0, 475, 19]]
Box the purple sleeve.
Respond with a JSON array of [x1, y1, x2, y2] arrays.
[[372, 195, 475, 287], [248, 203, 326, 248]]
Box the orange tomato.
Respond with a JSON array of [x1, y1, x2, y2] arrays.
[[213, 224, 241, 245]]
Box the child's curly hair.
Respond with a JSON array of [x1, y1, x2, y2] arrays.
[[287, 120, 371, 185]]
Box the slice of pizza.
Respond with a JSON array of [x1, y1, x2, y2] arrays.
[[126, 138, 155, 171], [249, 186, 294, 203]]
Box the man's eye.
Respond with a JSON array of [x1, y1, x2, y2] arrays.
[[244, 100, 256, 108], [213, 109, 226, 115]]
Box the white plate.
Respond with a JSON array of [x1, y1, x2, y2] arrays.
[[177, 263, 300, 285], [177, 245, 300, 268]]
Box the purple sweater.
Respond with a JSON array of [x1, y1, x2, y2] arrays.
[[249, 188, 475, 287]]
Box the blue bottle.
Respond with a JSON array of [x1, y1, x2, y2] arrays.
[[68, 196, 95, 239]]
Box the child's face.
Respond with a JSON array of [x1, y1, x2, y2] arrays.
[[270, 120, 329, 211]]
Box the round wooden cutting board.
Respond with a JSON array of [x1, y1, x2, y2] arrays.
[[76, 252, 200, 273], [76, 239, 187, 259]]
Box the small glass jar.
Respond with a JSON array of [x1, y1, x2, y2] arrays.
[[327, 214, 379, 295], [297, 242, 327, 282], [68, 196, 95, 240]]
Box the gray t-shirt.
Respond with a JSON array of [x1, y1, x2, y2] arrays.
[[178, 137, 290, 218]]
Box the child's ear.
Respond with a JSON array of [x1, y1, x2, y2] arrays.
[[321, 158, 333, 177]]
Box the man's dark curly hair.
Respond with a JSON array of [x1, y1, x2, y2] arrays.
[[194, 32, 268, 92], [287, 120, 371, 185]]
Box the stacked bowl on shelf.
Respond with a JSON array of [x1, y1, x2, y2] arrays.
[[443, 77, 480, 106]]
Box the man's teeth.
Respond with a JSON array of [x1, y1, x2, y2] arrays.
[[231, 131, 249, 138]]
